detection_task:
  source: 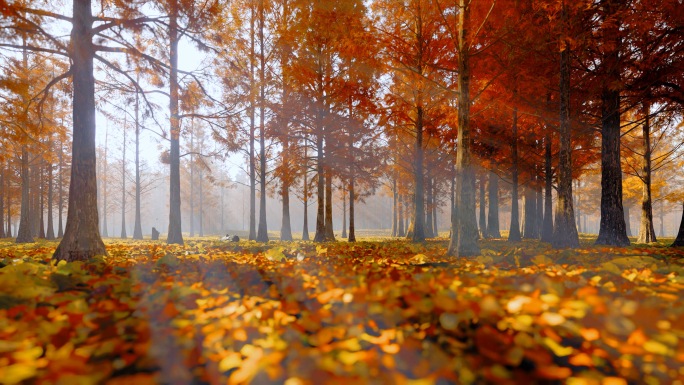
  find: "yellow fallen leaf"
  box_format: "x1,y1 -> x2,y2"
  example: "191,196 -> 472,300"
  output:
0,363 -> 37,385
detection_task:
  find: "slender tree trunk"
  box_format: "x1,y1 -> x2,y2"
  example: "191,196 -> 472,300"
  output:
624,205 -> 632,237
7,159 -> 11,237
133,88 -> 143,239
256,0 -> 269,243
46,159 -> 55,240
199,156 -> 204,237
121,119 -> 127,239
39,162 -> 45,239
448,0 -> 479,257
398,194 -> 405,237
541,131 -> 554,242
479,174 -> 487,238
535,173 -> 543,239
508,108 -> 522,242
391,177 -> 397,237
166,4 -> 184,245
324,169 -> 335,240
637,104 -> 656,243
190,127 -> 195,237
342,188 -> 347,238
30,162 -> 38,237
53,0 -> 107,261
248,5 -> 257,242
552,19 -> 580,249
349,176 -> 356,242
487,171 -> 501,238
412,106 -> 426,242
425,175 -> 434,238
302,148 -> 310,241
314,134 -> 326,242
660,201 -> 664,237
57,143 -> 63,238
16,147 -> 33,243
433,189 -> 438,237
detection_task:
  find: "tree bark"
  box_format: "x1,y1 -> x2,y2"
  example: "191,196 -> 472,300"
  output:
541,131 -> 554,242
508,108 -> 522,242
349,176 -> 356,242
411,106 -> 426,242
391,177 -> 397,237
199,152 -> 204,237
302,150 -> 310,241
190,126 -> 195,237
166,3 -> 184,245
39,162 -> 45,239
637,104 -> 656,243
57,143 -> 63,238
16,147 -> 33,243
324,169 -> 335,240
425,175 -> 434,238
487,171 -> 501,238
535,173 -> 543,239
341,187 -> 347,238
256,0 -> 269,243
133,88 -> 143,240
479,174 -> 487,238
398,194 -> 405,237
314,132 -> 326,242
53,0 -> 107,261
281,179 -> 293,241
552,21 -> 580,249
46,158 -> 55,240
248,5 -> 257,241
120,118 -> 127,239
595,0 -> 629,247
448,0 -> 479,257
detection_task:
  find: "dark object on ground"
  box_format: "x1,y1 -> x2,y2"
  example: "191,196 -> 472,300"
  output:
232,235 -> 240,242
151,227 -> 160,241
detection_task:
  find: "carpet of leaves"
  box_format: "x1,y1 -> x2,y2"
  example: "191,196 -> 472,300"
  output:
1,237 -> 684,385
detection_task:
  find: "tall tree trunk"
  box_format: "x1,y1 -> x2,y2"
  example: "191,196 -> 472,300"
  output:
398,194 -> 405,237
53,0 -> 107,261
412,106 -> 426,242
314,133 -> 326,242
349,176 -> 356,242
660,201 -> 664,237
46,159 -> 55,240
595,0 -> 628,246
248,4 -> 257,242
479,174 -> 487,238
166,4 -> 184,245
302,149 -> 310,241
624,205 -> 632,237
552,17 -> 580,249
16,147 -> 33,243
256,0 -> 269,243
448,0 -> 479,257
575,180 -> 582,232
433,188 -> 438,237
133,88 -> 143,240
341,188 -> 347,238
39,162 -> 45,239
120,118 -> 127,239
425,175 -> 434,238
281,180 -> 293,241
57,143 -> 63,238
637,104 -> 656,243
199,155 -> 204,237
536,173 -> 543,239
391,177 -> 397,237
324,169 -> 335,240
190,127 -> 195,237
487,171 -> 501,238
508,108 -> 522,242
541,131 -> 554,242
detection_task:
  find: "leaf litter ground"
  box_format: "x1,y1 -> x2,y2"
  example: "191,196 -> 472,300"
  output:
0,236 -> 683,385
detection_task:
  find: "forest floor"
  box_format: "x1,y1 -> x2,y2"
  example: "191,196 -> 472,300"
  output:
0,235 -> 683,385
